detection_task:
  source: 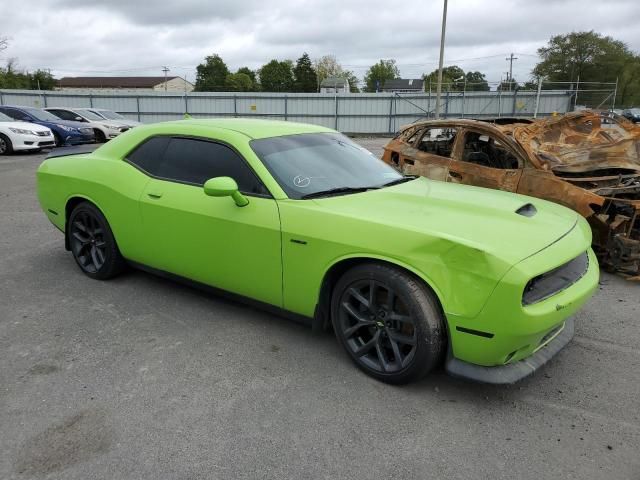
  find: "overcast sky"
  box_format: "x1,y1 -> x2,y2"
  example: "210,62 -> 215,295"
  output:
1,0 -> 638,86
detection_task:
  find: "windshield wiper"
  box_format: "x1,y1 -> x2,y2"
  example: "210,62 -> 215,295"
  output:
301,186 -> 372,199
379,175 -> 417,188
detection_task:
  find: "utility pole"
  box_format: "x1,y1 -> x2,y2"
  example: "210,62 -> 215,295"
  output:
162,66 -> 170,92
434,0 -> 448,119
505,53 -> 518,91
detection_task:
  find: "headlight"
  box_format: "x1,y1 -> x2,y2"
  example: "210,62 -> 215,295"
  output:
8,127 -> 37,135
103,124 -> 120,130
56,124 -> 76,132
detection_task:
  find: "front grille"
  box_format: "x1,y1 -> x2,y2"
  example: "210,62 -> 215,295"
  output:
522,252 -> 589,306
36,131 -> 51,137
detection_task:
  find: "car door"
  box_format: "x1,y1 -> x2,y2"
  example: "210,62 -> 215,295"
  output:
400,126 -> 457,181
447,128 -> 523,192
129,135 -> 283,307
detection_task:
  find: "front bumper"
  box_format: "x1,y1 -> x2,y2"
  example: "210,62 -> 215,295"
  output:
444,217 -> 598,380
12,132 -> 55,150
445,317 -> 574,384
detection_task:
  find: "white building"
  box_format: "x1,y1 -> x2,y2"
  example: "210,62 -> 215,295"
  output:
320,76 -> 350,94
57,76 -> 194,93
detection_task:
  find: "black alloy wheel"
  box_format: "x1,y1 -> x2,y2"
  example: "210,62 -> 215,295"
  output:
68,202 -> 126,279
332,263 -> 445,384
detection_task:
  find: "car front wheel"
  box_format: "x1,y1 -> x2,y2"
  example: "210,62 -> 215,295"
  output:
68,202 -> 126,280
331,263 -> 445,384
0,134 -> 13,155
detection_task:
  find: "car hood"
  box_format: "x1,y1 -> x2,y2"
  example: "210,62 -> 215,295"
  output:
0,120 -> 51,133
308,177 -> 579,266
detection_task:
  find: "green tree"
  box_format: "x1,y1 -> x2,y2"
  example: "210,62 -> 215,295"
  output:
258,59 -> 294,92
237,67 -> 258,90
0,59 -> 56,90
364,59 -> 399,92
225,72 -> 253,92
422,65 -> 465,92
293,53 -> 317,92
464,71 -> 490,91
194,54 -> 230,92
532,31 -> 639,106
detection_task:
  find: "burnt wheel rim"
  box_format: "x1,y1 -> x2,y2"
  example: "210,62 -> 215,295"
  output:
338,280 -> 417,374
70,211 -> 106,273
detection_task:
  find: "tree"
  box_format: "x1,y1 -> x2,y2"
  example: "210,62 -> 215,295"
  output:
0,59 -> 56,90
422,65 -> 465,92
464,71 -> 490,91
258,59 -> 294,92
236,67 -> 258,90
293,53 -> 317,92
314,55 -> 344,87
364,59 -> 400,92
225,72 -> 253,92
532,31 -> 640,105
194,54 -> 230,92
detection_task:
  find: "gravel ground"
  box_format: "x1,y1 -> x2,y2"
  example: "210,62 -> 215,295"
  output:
0,138 -> 639,480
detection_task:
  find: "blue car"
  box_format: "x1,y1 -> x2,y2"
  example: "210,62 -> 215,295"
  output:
0,106 -> 95,146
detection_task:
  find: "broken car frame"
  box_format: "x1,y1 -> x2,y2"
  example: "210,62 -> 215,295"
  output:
381,111 -> 640,277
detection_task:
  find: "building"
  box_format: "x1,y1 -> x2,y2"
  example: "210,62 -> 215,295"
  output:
57,76 -> 194,93
320,76 -> 350,94
380,78 -> 425,94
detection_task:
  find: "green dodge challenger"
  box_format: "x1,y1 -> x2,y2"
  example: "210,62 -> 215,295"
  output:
36,119 -> 599,384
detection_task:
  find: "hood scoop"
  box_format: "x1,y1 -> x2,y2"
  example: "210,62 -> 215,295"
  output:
516,203 -> 537,218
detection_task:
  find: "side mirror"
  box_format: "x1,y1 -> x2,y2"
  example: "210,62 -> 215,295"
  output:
75,116 -> 85,122
203,177 -> 249,207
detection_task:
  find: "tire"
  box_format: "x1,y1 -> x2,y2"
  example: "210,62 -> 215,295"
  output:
53,132 -> 63,147
67,202 -> 126,280
331,262 -> 445,384
94,129 -> 106,143
0,134 -> 13,155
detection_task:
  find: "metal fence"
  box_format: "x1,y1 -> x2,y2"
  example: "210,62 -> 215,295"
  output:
0,88 -> 581,134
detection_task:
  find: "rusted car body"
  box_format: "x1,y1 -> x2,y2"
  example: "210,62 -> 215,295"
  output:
381,111 -> 640,277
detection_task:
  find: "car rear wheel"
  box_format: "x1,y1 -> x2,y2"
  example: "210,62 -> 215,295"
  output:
0,134 -> 13,155
68,202 -> 126,280
331,263 -> 445,384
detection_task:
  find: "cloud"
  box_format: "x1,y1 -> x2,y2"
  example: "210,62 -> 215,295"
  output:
1,0 -> 638,84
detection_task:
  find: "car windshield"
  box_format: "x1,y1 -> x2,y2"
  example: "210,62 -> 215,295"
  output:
75,109 -> 103,120
629,108 -> 640,115
0,112 -> 14,122
95,109 -> 124,120
251,132 -> 403,199
24,108 -> 62,121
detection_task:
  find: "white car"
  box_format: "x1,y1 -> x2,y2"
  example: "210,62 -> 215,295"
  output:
44,107 -> 131,142
85,108 -> 141,128
0,112 -> 55,155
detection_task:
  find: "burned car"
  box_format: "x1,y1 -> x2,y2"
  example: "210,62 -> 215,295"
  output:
382,111 -> 640,277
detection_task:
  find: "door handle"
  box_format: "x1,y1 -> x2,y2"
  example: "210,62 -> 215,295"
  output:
147,191 -> 163,199
449,170 -> 462,179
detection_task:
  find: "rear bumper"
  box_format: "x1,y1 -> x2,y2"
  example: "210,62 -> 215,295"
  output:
445,317 -> 574,384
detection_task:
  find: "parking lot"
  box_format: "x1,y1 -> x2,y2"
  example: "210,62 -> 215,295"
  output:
1,138 -> 639,480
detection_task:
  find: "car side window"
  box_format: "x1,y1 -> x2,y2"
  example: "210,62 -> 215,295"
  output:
51,109 -> 75,121
1,108 -> 30,121
416,127 -> 457,157
126,136 -> 172,174
157,138 -> 267,195
460,131 -> 520,169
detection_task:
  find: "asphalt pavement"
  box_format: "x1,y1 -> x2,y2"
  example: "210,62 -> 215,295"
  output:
0,140 -> 638,480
